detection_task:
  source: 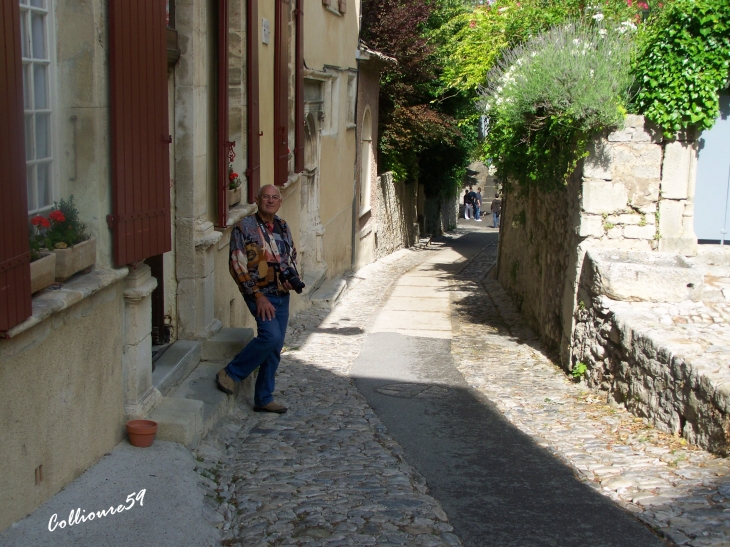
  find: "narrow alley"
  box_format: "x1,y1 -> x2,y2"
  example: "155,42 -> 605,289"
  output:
192,222 -> 730,547
6,222 -> 730,546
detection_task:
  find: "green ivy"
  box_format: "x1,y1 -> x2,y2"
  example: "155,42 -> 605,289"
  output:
633,0 -> 730,137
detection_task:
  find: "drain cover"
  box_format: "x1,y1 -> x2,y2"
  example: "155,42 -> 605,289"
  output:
376,383 -> 450,399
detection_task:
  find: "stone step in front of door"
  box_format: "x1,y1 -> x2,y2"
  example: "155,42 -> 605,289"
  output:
150,328 -> 255,448
151,339 -> 201,397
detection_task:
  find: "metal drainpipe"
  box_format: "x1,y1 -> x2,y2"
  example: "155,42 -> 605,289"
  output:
721,162 -> 730,245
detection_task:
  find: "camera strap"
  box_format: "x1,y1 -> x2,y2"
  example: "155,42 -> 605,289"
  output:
255,214 -> 283,264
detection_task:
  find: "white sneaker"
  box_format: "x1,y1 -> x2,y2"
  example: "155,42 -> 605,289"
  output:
475,219 -> 482,222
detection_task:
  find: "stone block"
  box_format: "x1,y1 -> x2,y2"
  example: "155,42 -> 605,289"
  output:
659,200 -> 685,239
606,225 -> 623,239
578,215 -> 604,238
149,396 -> 204,448
613,142 -> 663,185
607,115 -> 663,143
122,333 -> 153,406
584,249 -> 704,302
201,328 -> 255,361
609,214 -> 642,226
623,224 -> 657,240
582,179 -> 628,214
659,236 -> 698,257
584,139 -> 613,180
661,141 -> 693,199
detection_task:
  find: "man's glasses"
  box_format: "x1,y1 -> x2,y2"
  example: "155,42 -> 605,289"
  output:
260,195 -> 281,202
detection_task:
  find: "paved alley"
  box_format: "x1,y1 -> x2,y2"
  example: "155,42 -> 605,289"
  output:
195,222 -> 730,547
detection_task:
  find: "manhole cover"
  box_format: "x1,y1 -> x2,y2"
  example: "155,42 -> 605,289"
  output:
376,383 -> 450,399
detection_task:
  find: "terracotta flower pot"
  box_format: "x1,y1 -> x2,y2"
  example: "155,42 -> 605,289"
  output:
126,419 -> 158,448
54,237 -> 96,282
30,252 -> 56,294
227,186 -> 241,207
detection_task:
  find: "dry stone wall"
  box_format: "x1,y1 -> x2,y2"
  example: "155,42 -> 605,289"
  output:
374,172 -> 419,260
497,115 -> 699,362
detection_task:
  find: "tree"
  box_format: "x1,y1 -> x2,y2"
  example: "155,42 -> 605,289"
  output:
361,0 -> 476,201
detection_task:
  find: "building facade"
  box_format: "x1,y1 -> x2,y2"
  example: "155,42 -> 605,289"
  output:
0,0 -> 369,530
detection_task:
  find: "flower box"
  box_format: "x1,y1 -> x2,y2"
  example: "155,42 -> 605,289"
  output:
228,187 -> 242,207
54,237 -> 97,282
30,252 -> 56,294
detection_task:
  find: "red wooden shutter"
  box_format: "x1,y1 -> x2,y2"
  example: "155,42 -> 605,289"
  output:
294,0 -> 304,173
274,0 -> 290,186
216,0 -> 229,228
108,0 -> 171,266
0,0 -> 32,331
246,0 -> 260,203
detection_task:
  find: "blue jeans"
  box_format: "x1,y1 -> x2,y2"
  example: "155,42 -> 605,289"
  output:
474,206 -> 481,220
493,212 -> 500,228
225,293 -> 289,407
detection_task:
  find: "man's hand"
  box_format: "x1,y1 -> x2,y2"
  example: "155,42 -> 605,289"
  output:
282,280 -> 293,291
255,295 -> 276,321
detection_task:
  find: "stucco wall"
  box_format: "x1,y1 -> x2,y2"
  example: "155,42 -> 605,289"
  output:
0,285 -> 125,530
496,115 -> 699,364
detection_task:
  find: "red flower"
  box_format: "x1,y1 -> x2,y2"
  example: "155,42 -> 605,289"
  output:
469,20 -> 476,28
229,172 -> 239,181
638,1 -> 649,9
31,215 -> 50,228
49,210 -> 66,223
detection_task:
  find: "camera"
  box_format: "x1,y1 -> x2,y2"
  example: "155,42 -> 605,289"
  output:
278,266 -> 305,294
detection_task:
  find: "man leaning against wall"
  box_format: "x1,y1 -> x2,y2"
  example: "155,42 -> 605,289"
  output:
216,185 -> 304,413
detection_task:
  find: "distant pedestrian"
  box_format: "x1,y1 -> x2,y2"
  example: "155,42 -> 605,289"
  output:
469,186 -> 479,220
463,189 -> 473,219
474,187 -> 483,221
491,193 -> 502,228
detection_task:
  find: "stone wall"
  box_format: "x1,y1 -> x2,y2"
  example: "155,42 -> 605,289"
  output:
424,194 -> 459,237
573,293 -> 730,455
497,115 -> 699,363
374,172 -> 419,260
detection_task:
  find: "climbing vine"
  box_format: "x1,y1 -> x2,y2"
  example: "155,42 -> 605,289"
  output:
632,0 -> 730,137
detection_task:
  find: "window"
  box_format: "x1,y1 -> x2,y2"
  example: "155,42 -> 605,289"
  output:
322,0 -> 346,16
346,71 -> 356,128
20,0 -> 55,216
360,108 -> 373,216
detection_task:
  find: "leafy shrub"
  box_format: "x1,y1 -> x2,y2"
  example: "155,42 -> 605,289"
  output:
481,20 -> 635,191
632,0 -> 730,136
440,0 -> 649,95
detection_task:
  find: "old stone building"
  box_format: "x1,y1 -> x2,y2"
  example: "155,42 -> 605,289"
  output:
0,0 -> 416,531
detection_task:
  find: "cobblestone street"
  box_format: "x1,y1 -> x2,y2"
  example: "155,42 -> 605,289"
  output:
196,224 -> 730,547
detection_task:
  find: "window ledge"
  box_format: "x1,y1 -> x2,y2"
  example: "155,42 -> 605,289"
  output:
325,6 -> 342,16
227,202 -> 258,229
359,206 -> 372,219
1,267 -> 130,340
346,123 -> 357,130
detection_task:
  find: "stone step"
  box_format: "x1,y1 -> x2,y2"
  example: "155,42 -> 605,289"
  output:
301,266 -> 328,299
201,327 -> 254,361
151,329 -> 256,448
151,340 -> 201,397
173,361 -> 253,441
309,277 -> 347,309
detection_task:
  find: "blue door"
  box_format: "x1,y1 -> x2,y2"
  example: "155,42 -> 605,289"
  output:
694,95 -> 730,244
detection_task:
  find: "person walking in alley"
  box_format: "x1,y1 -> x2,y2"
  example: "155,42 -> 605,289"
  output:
463,188 -> 473,219
474,187 -> 483,221
491,193 -> 502,228
216,185 -> 303,413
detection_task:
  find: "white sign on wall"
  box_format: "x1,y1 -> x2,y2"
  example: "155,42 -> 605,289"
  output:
262,18 -> 270,45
